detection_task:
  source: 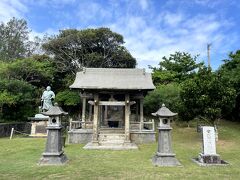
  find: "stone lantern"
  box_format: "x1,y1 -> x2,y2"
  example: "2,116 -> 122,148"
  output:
151,104 -> 181,166
39,103 -> 68,165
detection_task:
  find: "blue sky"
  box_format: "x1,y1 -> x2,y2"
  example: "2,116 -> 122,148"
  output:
0,0 -> 240,70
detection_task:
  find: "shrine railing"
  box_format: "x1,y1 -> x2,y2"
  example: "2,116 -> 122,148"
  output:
130,119 -> 155,132
69,119 -> 93,130
69,119 -> 155,132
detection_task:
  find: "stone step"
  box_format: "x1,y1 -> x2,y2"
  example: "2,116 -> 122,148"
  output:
100,140 -> 125,145
98,133 -> 126,146
99,134 -> 125,142
99,128 -> 125,134
99,137 -> 125,141
83,142 -> 138,150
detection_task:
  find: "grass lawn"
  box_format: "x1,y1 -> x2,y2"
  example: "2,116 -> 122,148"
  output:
0,120 -> 240,180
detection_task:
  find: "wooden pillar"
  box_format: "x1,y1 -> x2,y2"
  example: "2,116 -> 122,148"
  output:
81,95 -> 86,128
92,94 -> 99,144
104,105 -> 108,126
88,104 -> 92,121
125,94 -> 131,143
140,98 -> 144,131
136,100 -> 139,121
99,106 -> 103,127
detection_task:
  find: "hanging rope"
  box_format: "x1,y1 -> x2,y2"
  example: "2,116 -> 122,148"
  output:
9,128 -> 30,140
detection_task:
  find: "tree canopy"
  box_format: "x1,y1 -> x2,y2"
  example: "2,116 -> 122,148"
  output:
150,52 -> 203,85
146,51 -> 238,124
217,50 -> 240,120
0,57 -> 55,87
0,18 -> 31,61
180,67 -> 236,123
43,28 -> 136,74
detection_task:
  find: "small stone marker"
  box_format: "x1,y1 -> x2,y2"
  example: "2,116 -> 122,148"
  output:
193,126 -> 228,166
202,126 -> 216,155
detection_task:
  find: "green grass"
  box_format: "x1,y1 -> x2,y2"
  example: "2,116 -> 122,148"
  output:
0,120 -> 240,180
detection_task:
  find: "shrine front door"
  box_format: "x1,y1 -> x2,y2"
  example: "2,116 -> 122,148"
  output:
100,105 -> 124,128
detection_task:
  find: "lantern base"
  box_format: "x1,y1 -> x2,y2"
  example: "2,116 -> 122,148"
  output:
152,154 -> 181,166
39,153 -> 68,165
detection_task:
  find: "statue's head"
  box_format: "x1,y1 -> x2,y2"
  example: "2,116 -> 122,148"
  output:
46,86 -> 51,91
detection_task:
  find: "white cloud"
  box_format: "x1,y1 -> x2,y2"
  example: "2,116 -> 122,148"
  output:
194,0 -> 211,5
105,9 -> 235,70
29,28 -> 58,41
0,0 -> 27,22
24,0 -> 76,7
76,2 -> 111,24
160,11 -> 184,27
139,0 -> 149,10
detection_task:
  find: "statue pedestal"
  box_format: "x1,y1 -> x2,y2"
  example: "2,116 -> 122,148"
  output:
39,126 -> 68,165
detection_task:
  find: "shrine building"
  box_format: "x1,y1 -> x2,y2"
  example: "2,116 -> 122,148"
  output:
68,68 -> 156,150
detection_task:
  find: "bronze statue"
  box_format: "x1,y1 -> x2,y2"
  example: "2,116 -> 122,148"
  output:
41,86 -> 55,111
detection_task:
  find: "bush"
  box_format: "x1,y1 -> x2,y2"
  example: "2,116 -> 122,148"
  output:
0,79 -> 37,121
180,67 -> 236,124
144,83 -> 181,115
55,90 -> 81,116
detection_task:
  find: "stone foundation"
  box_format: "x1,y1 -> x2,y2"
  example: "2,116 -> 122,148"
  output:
39,153 -> 68,165
198,153 -> 221,164
130,131 -> 156,144
191,153 -> 229,166
68,129 -> 93,144
152,154 -> 181,166
68,129 -> 156,144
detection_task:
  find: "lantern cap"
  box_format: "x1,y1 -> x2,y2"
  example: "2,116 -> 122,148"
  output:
42,103 -> 68,116
151,104 -> 177,117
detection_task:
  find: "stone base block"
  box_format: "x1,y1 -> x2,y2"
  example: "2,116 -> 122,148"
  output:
68,129 -> 93,144
39,153 -> 68,165
83,142 -> 138,150
152,154 -> 181,166
198,153 -> 221,164
192,153 -> 229,166
130,131 -> 156,144
68,129 -> 156,144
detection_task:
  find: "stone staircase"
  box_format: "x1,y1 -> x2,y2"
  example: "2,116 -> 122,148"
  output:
83,129 -> 138,150
99,133 -> 125,146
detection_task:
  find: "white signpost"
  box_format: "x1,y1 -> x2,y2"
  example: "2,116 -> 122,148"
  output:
202,126 -> 216,155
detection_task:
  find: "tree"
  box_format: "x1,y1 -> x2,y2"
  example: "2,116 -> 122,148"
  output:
0,57 -> 55,88
150,52 -> 203,85
217,50 -> 240,120
0,17 -> 31,61
43,28 -> 136,74
0,55 -> 58,121
180,67 -> 236,124
0,79 -> 36,121
55,89 -> 81,115
144,83 -> 181,115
